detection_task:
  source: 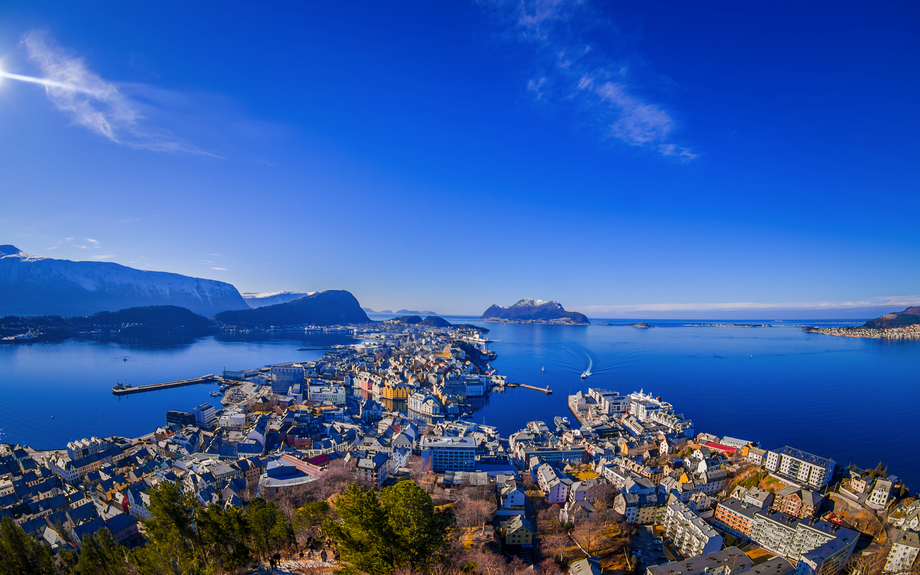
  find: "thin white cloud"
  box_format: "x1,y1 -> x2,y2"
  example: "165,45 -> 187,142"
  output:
581,296 -> 920,315
210,267 -> 227,271
88,254 -> 115,260
478,0 -> 696,159
16,31 -> 218,156
46,246 -> 58,250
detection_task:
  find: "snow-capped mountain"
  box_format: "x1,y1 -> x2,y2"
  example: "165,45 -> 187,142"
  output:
480,298 -> 589,324
242,291 -> 314,308
0,245 -> 249,317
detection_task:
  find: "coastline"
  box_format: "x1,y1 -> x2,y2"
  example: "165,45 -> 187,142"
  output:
805,325 -> 920,339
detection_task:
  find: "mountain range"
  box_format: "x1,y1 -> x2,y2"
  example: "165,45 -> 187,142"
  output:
243,291 -> 314,308
0,245 -> 247,317
215,290 -> 370,326
480,299 -> 589,324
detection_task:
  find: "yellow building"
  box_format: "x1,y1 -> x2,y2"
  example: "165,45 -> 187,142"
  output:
378,381 -> 409,399
500,515 -> 534,546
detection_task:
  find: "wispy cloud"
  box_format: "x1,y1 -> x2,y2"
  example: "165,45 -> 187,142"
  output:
8,31 -> 218,156
581,296 -> 920,315
478,0 -> 696,159
210,267 -> 227,271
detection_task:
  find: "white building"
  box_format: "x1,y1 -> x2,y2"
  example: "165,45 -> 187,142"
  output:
408,391 -> 442,416
884,532 -> 919,574
193,403 -> 217,428
867,478 -> 893,510
764,447 -> 835,489
663,500 -> 723,558
308,384 -> 345,406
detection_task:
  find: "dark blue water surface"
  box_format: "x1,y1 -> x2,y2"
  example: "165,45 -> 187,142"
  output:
0,333 -> 356,448
1,320 -> 917,490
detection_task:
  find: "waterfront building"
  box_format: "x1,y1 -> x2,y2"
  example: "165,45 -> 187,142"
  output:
408,392 -> 442,416
193,403 -> 216,429
66,437 -> 112,461
270,363 -> 305,395
867,478 -> 893,510
166,410 -> 197,426
420,436 -> 476,472
764,446 -> 836,489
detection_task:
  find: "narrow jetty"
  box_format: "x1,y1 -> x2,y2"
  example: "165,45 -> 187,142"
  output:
112,374 -> 219,395
505,382 -> 553,394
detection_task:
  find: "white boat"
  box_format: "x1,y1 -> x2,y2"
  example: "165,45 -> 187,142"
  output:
542,366 -> 545,373
580,370 -> 591,380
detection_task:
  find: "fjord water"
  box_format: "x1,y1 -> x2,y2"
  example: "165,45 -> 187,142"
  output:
467,319 -> 920,490
0,333 -> 356,448
1,321 -> 918,490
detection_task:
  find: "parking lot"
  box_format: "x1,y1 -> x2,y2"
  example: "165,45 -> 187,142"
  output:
631,525 -> 670,572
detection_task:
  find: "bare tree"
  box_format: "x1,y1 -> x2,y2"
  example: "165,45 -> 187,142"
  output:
537,504 -> 563,535
539,557 -> 565,575
587,482 -> 618,510
454,498 -> 497,529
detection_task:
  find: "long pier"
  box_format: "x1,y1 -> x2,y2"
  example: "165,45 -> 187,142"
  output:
112,374 -> 219,395
505,382 -> 552,394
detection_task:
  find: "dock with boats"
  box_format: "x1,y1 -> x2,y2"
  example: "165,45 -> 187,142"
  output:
112,374 -> 220,396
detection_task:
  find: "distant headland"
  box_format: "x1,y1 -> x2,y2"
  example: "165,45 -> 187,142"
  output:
805,307 -> 920,339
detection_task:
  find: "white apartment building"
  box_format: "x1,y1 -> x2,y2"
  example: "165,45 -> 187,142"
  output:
884,532 -> 919,574
663,500 -> 723,558
308,384 -> 345,406
764,447 -> 836,489
408,392 -> 442,416
193,403 -> 217,428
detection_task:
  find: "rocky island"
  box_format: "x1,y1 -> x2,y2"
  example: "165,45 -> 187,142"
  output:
480,299 -> 590,324
805,307 -> 920,339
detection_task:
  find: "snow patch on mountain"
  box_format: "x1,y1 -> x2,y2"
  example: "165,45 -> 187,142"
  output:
242,291 -> 315,308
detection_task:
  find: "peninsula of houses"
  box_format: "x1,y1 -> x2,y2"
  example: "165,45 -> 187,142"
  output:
0,319 -> 916,575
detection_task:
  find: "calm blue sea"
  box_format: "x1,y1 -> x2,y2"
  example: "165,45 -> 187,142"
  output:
1,319 -> 917,490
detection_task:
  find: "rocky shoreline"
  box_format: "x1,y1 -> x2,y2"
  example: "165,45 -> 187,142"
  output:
804,324 -> 920,339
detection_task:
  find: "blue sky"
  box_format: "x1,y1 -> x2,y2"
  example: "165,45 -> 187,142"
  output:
1,1 -> 918,317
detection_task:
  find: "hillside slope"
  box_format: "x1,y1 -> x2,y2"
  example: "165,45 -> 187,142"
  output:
215,290 -> 370,326
0,245 -> 248,317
